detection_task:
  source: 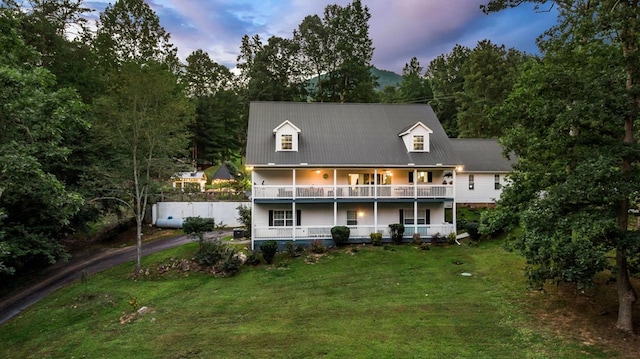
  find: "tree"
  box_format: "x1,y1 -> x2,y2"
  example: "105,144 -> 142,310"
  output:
93,0 -> 177,69
0,7 -> 86,277
396,56 -> 432,104
483,0 -> 640,334
184,49 -> 242,165
93,63 -> 193,271
426,44 -> 470,137
457,40 -> 526,138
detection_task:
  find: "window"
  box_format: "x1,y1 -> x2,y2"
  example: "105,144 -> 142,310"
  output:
281,134 -> 292,150
269,210 -> 301,227
347,211 -> 358,226
413,135 -> 424,151
468,174 -> 475,190
417,171 -> 432,184
494,174 -> 501,190
400,209 -> 429,225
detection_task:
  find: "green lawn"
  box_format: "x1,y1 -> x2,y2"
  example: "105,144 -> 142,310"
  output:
0,240 -> 618,358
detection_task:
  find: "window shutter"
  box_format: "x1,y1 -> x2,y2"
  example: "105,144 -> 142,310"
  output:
425,209 -> 431,225
399,209 -> 404,224
268,210 -> 273,226
427,172 -> 433,183
408,172 -> 413,183
296,210 -> 301,226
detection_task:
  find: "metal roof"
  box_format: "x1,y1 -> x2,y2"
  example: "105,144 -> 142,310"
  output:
450,138 -> 516,172
246,102 -> 462,167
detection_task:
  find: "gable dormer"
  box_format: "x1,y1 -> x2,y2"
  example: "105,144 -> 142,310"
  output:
273,120 -> 301,152
399,121 -> 433,153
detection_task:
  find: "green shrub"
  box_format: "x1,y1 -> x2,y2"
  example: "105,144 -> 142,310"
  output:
310,239 -> 327,254
183,216 -> 217,242
447,232 -> 458,245
466,222 -> 481,242
369,232 -> 383,246
388,223 -> 404,244
285,242 -> 304,257
260,241 -> 278,264
245,250 -> 260,266
412,233 -> 423,245
431,232 -> 443,245
218,247 -> 243,276
236,205 -> 252,237
331,226 -> 350,246
193,238 -> 226,266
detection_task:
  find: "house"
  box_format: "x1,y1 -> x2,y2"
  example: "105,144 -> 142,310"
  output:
246,101 -> 469,249
171,171 -> 207,192
452,139 -> 516,207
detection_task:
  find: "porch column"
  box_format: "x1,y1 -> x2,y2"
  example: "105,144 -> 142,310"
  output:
333,169 -> 337,225
292,169 -> 296,241
251,168 -> 255,250
374,201 -> 378,234
413,201 -> 418,238
452,168 -> 457,236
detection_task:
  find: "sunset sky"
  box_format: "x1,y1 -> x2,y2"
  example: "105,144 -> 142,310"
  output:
84,0 -> 558,73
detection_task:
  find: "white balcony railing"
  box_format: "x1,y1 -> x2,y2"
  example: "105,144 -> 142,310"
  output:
253,224 -> 455,241
253,184 -> 453,199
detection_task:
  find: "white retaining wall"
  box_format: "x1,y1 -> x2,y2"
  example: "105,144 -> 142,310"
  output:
152,202 -> 249,228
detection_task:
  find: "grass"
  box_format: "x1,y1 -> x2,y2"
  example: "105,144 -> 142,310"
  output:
0,239 -> 625,358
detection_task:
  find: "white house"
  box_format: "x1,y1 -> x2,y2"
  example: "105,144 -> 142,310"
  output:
452,139 -> 516,207
246,102 -> 507,248
171,171 -> 207,192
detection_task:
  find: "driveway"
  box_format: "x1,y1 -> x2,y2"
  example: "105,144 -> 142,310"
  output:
0,232 -> 235,325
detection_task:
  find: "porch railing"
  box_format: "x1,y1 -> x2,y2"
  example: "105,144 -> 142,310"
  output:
253,224 -> 455,240
253,184 -> 453,199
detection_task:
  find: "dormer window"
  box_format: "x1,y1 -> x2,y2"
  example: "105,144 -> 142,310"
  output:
273,120 -> 301,152
413,135 -> 424,151
399,121 -> 433,153
281,134 -> 293,150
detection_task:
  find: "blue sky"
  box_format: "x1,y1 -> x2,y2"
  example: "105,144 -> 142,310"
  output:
84,0 -> 558,74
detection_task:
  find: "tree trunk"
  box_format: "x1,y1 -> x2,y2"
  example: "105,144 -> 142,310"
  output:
616,248 -> 637,333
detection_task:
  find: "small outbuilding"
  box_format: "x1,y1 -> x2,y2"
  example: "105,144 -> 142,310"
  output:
172,171 -> 207,192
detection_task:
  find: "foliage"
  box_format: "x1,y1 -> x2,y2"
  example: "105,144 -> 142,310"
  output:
330,226 -> 350,246
0,7 -> 86,276
388,223 -> 405,244
245,250 -> 260,266
236,205 -> 251,237
483,0 -> 640,333
369,232 -> 382,246
285,242 -> 305,258
260,240 -> 278,264
310,239 -> 327,254
447,232 -> 458,245
182,217 -> 216,242
192,237 -> 242,276
412,233 -> 423,246
465,222 -> 481,242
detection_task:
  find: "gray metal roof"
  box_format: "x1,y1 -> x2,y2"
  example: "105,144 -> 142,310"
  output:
450,138 -> 516,172
246,102 -> 462,167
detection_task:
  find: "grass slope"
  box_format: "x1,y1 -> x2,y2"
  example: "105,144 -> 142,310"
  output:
0,240 -> 621,358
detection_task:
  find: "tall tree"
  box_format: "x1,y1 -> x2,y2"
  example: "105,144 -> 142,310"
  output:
396,56 -> 432,104
93,0 -> 177,69
457,40 -> 526,138
426,44 -> 470,137
92,0 -> 192,270
0,7 -> 86,277
483,0 -> 640,334
93,63 -> 193,271
185,49 -> 242,165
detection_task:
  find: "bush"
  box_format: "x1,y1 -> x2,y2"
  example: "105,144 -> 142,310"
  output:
193,238 -> 226,266
236,205 -> 251,237
412,233 -> 422,245
466,222 -> 481,242
218,247 -> 243,276
285,242 -> 304,257
245,250 -> 260,266
331,226 -> 350,246
447,232 -> 457,245
388,223 -> 405,244
260,241 -> 278,264
370,232 -> 383,246
310,239 -> 327,254
183,216 -> 217,241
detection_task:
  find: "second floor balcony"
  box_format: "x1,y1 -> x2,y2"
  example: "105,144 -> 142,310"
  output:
253,184 -> 454,201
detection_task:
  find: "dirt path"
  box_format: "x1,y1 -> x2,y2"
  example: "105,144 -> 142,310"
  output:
0,232 -> 236,325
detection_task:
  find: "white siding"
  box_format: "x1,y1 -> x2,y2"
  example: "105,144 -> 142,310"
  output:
455,173 -> 504,204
